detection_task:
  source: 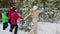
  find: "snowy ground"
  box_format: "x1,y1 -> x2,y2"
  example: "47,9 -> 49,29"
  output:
0,22 -> 60,34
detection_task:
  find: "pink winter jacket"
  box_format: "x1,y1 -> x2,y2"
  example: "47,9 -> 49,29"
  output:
11,12 -> 23,25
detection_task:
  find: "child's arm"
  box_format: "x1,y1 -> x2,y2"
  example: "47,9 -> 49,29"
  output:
18,15 -> 23,19
15,13 -> 24,20
24,11 -> 31,20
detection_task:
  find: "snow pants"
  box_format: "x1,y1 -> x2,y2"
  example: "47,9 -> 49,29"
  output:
3,22 -> 8,30
10,24 -> 18,34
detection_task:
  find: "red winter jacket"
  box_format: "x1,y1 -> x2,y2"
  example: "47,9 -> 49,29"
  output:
6,10 -> 11,19
11,12 -> 23,25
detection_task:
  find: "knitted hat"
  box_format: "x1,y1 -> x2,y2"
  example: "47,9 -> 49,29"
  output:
2,8 -> 6,12
10,6 -> 17,11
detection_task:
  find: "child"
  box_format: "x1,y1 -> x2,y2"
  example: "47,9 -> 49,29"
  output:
24,2 -> 44,34
2,8 -> 8,30
10,6 -> 24,34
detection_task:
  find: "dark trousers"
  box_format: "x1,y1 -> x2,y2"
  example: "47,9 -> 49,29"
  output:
8,19 -> 11,25
3,22 -> 8,30
10,24 -> 18,34
8,19 -> 12,28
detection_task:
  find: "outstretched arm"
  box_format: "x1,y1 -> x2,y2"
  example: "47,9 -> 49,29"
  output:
15,13 -> 24,20
24,11 -> 31,20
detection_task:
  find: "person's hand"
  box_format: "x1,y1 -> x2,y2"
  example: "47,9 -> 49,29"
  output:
24,17 -> 26,20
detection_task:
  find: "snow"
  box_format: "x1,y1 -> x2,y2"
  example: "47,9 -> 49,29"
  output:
0,23 -> 27,34
0,22 -> 60,34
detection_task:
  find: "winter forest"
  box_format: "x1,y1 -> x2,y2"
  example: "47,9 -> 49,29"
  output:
0,0 -> 60,23
0,0 -> 60,34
